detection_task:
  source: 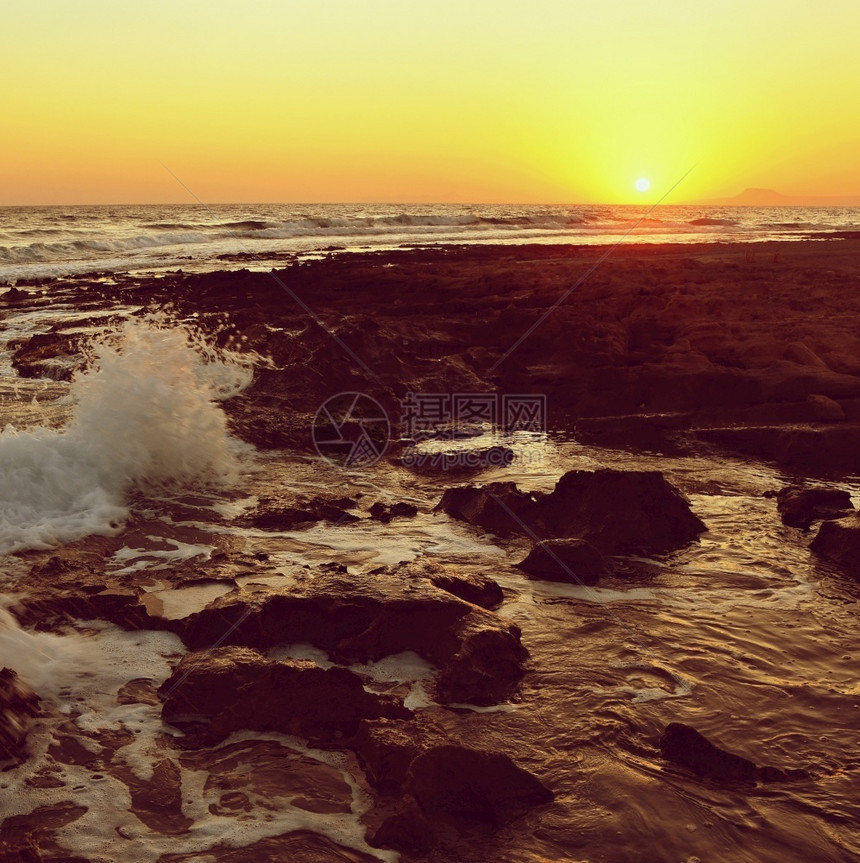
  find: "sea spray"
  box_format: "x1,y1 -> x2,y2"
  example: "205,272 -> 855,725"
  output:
0,318 -> 253,555
0,606 -> 99,705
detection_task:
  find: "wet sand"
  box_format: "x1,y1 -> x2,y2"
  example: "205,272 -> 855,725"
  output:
2,238 -> 860,862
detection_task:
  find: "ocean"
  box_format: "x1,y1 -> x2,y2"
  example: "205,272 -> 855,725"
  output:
1,202 -> 858,283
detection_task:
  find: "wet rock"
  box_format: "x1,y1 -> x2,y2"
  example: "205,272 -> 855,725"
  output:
438,469 -> 704,555
0,286 -> 29,304
776,485 -> 854,530
407,745 -> 553,824
574,413 -> 689,455
435,612 -> 528,705
660,722 -> 758,783
179,738 -> 354,816
807,393 -> 845,421
811,512 -> 860,578
159,646 -> 410,745
0,668 -> 41,766
517,538 -> 605,584
532,469 -> 706,554
366,797 -> 435,854
369,501 -> 418,523
697,424 -> 860,475
435,481 -> 538,537
350,717 -> 450,794
248,496 -> 359,530
0,802 -> 88,863
355,721 -> 553,852
158,831 -> 381,862
659,723 -> 804,784
182,566 -> 527,705
423,567 -> 504,609
118,758 -> 192,834
9,331 -> 83,381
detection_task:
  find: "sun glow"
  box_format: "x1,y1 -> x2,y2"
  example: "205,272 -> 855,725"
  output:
2,1 -> 860,204
635,178 -> 651,193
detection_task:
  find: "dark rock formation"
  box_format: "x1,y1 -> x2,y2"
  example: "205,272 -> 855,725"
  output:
660,723 -> 804,784
9,331 -> 83,381
807,393 -> 846,421
369,501 -> 419,523
353,719 -> 553,853
776,485 -> 854,530
407,745 -> 553,823
182,565 -> 527,705
811,512 -> 860,578
248,496 -> 359,530
158,646 -> 410,745
0,668 -> 41,765
532,469 -> 706,554
517,538 -> 605,584
435,481 -> 537,537
697,424 -> 860,475
422,567 -> 504,609
438,469 -> 705,555
0,286 -> 29,304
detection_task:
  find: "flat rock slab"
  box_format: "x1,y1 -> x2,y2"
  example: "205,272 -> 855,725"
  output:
159,646 -> 409,745
181,564 -> 528,706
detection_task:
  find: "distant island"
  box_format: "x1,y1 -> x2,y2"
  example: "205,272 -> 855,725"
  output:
693,187 -> 860,206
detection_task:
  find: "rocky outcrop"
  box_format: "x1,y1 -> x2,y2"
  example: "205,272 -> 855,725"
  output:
421,566 -> 504,609
776,485 -> 854,530
182,565 -> 527,705
352,718 -> 553,853
0,668 -> 41,766
807,393 -> 846,422
697,424 -> 860,475
9,330 -> 84,381
159,646 -> 410,745
247,496 -> 359,530
660,723 -> 805,784
811,513 -> 860,578
517,538 -> 605,584
407,745 -> 553,823
435,481 -> 538,537
532,469 -> 706,554
437,469 -> 705,555
369,501 -> 418,523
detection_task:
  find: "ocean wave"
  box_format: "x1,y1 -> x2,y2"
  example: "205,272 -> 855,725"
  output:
688,217 -> 738,226
0,230 -> 212,263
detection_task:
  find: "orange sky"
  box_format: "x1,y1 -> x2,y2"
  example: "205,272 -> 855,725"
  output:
3,1 -> 859,204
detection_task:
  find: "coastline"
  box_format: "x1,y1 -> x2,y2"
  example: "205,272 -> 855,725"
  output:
2,237 -> 860,862
7,236 -> 860,473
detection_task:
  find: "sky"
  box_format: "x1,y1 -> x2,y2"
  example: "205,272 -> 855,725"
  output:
3,0 -> 859,205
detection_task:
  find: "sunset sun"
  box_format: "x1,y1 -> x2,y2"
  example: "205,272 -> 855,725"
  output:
635,177 -> 651,193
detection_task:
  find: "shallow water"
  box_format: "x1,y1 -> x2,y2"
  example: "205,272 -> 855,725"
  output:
1,302 -> 859,862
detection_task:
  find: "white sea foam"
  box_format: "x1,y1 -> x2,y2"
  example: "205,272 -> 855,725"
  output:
0,318 -> 253,555
0,606 -> 102,703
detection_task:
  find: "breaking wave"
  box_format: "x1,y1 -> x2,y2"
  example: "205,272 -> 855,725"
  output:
0,319 -> 253,555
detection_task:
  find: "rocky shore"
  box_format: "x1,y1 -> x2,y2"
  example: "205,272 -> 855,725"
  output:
2,239 -> 860,862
